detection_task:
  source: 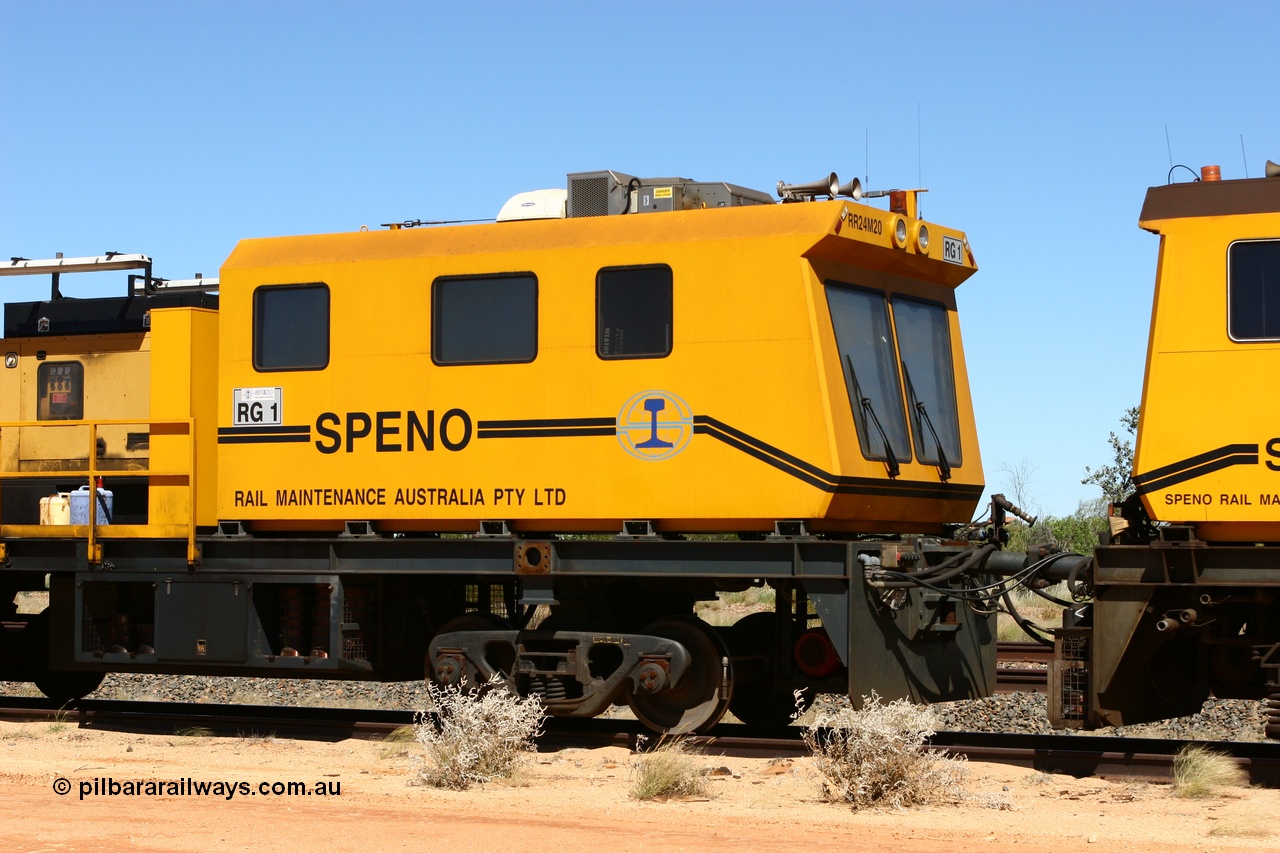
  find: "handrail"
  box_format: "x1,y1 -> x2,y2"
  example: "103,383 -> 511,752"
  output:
0,418 -> 194,428
0,417 -> 197,565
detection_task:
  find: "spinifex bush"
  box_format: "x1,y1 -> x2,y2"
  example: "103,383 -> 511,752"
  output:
1172,744 -> 1247,799
802,692 -> 967,809
413,679 -> 544,790
630,736 -> 708,801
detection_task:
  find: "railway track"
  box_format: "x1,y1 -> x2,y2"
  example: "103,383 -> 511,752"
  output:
3,695 -> 1278,784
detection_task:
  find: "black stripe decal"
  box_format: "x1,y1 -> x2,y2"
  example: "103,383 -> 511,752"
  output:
694,416 -> 979,499
217,434 -> 312,445
477,417 -> 615,430
694,422 -> 836,491
695,415 -> 836,484
478,427 -> 616,439
693,421 -> 980,501
1131,443 -> 1259,486
1133,453 -> 1260,495
218,424 -> 311,436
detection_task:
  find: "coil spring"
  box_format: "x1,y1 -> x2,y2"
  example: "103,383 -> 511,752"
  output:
524,674 -> 568,701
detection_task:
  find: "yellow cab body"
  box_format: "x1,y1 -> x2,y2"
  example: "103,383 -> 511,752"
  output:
1135,177 -> 1280,540
216,195 -> 982,534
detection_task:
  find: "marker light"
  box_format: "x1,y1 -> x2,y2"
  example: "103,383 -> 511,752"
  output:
892,217 -> 908,249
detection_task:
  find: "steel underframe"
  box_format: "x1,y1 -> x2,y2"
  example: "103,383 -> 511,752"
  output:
2,534 -> 997,709
0,534 -> 854,578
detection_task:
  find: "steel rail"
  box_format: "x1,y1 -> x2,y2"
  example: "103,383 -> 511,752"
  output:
2,696 -> 1277,783
997,641 -> 1055,664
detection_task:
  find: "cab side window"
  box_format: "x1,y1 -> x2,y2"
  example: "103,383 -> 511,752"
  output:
1228,240 -> 1280,340
597,265 -> 673,359
433,274 -> 538,365
254,284 -> 330,371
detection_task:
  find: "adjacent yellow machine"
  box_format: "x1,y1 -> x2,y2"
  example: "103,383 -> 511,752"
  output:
1132,170 -> 1280,542
1057,163 -> 1280,739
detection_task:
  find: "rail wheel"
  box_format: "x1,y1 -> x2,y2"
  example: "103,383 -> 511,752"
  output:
34,670 -> 105,705
626,615 -> 732,735
24,612 -> 104,704
425,613 -> 512,692
725,612 -> 810,727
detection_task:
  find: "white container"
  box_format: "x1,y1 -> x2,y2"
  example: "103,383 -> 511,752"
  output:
39,493 -> 71,525
70,486 -> 113,525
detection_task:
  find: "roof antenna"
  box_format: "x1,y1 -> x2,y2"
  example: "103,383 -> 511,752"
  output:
1241,134 -> 1249,178
1164,123 -> 1174,170
865,128 -> 869,186
917,103 -> 923,218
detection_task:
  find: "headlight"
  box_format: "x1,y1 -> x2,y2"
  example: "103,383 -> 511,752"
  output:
915,223 -> 929,253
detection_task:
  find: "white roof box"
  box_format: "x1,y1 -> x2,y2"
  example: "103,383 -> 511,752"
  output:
497,188 -> 568,222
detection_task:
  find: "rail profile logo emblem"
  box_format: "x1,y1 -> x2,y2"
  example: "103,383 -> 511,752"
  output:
616,391 -> 693,461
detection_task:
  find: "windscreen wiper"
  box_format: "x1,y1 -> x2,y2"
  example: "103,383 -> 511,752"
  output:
902,364 -> 951,482
915,401 -> 951,482
860,397 -> 901,479
848,357 -> 900,478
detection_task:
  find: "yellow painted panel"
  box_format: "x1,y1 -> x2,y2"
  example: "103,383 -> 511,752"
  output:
149,308 -> 218,527
217,201 -> 981,532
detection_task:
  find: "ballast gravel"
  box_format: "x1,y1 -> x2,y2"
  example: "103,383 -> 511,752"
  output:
0,674 -> 1270,742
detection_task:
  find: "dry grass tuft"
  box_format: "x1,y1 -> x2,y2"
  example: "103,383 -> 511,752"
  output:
45,703 -> 74,735
174,726 -> 214,737
235,729 -> 277,744
629,737 -> 708,801
384,724 -> 417,743
802,691 -> 967,810
1172,745 -> 1247,798
413,679 -> 544,790
377,724 -> 417,759
1208,807 -> 1275,838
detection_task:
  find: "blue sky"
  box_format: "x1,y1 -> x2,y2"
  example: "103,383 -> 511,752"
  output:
2,1 -> 1275,517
